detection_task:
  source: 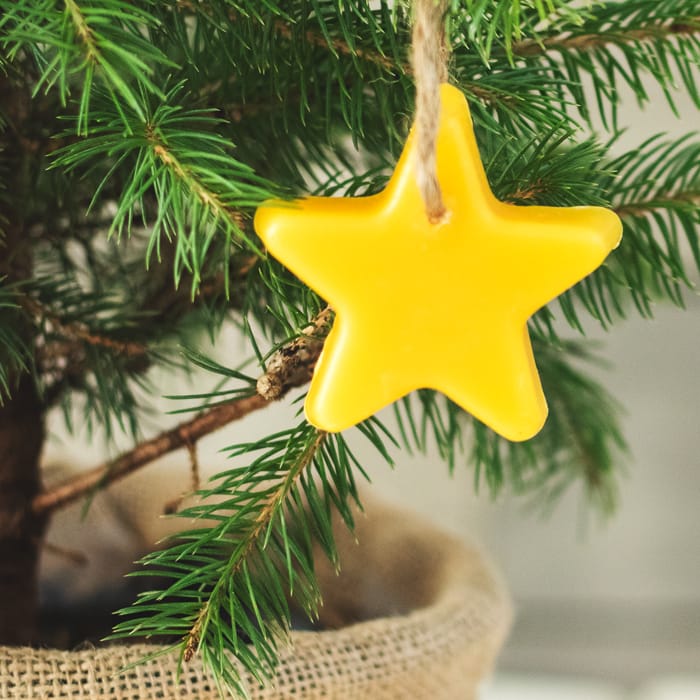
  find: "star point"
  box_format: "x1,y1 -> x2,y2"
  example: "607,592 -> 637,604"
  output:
254,84 -> 622,441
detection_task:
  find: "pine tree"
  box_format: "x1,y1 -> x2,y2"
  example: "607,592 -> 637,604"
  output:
0,0 -> 698,694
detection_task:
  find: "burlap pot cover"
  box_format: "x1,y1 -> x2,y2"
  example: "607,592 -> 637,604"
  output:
0,498 -> 512,699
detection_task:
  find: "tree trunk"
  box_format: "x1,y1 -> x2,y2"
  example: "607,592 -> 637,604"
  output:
0,375 -> 46,644
0,74 -> 46,645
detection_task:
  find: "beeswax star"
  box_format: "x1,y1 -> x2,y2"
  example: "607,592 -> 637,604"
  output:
254,84 -> 622,441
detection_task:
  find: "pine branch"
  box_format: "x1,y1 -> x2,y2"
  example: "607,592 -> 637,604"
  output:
30,300 -> 163,412
0,0 -> 170,131
33,393 -> 268,516
616,190 -> 700,218
176,0 -> 697,155
17,272 -> 162,431
21,294 -> 148,358
448,0 -> 588,61
271,16 -> 397,73
532,338 -> 626,513
52,86 -> 277,294
510,1 -> 700,127
110,422 -> 331,695
110,417 -> 389,694
163,441 -> 201,515
178,0 -> 529,147
144,122 -> 247,232
32,306 -> 330,515
64,0 -> 99,63
605,134 -> 700,315
173,0 -> 406,77
28,243 -> 256,409
182,429 -> 327,664
480,127 -> 700,329
256,306 -> 331,400
514,16 -> 700,56
0,286 -> 33,402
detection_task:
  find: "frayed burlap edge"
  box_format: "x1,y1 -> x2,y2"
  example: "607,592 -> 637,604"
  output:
0,498 -> 512,699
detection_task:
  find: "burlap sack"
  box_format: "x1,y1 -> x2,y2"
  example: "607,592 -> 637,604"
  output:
0,498 -> 511,699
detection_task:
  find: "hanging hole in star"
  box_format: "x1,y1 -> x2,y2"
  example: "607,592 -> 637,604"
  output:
427,206 -> 451,227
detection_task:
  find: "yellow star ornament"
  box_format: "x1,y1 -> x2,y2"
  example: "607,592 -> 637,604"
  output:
254,84 -> 622,441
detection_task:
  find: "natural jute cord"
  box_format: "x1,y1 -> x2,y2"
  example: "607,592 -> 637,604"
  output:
412,0 -> 450,223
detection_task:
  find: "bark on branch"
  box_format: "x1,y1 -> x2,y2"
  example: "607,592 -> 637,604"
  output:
32,394 -> 268,516
33,309 -> 331,516
514,18 -> 700,56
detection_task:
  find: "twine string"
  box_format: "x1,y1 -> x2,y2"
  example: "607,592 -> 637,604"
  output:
411,0 -> 450,224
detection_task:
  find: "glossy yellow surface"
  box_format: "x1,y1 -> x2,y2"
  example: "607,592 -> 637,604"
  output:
254,84 -> 622,441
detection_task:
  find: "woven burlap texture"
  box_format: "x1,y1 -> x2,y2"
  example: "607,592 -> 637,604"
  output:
0,498 -> 512,699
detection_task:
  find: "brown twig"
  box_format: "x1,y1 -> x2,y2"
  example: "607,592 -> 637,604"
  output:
177,0 -> 402,76
163,440 -> 202,515
32,394 -> 268,516
272,18 -> 398,74
40,540 -> 89,567
615,191 -> 700,218
256,307 -> 332,400
33,309 -> 332,517
502,179 -> 551,204
514,18 -> 700,56
23,251 -> 257,407
65,0 -> 98,62
146,129 -> 247,231
20,296 -> 147,358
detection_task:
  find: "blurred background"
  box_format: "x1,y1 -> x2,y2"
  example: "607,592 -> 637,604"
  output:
39,78 -> 698,698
